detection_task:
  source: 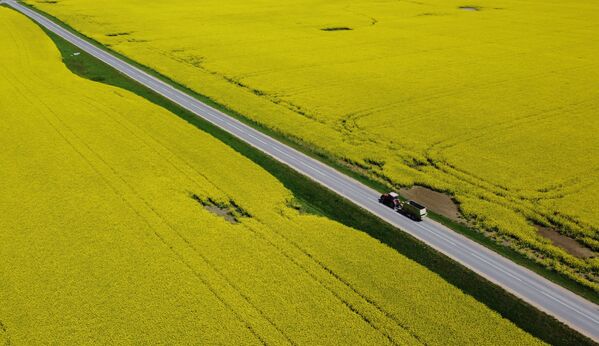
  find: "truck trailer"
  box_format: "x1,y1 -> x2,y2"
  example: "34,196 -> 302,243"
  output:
398,200 -> 427,221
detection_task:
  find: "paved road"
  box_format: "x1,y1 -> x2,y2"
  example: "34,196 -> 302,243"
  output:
6,0 -> 599,341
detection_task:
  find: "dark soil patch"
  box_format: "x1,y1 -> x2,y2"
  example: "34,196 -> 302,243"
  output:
320,27 -> 352,31
537,226 -> 596,259
191,194 -> 250,224
105,32 -> 131,37
400,186 -> 465,223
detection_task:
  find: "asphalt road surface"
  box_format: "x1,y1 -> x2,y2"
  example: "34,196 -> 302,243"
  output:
5,0 -> 599,341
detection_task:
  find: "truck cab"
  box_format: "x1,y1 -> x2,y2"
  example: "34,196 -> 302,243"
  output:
379,192 -> 400,209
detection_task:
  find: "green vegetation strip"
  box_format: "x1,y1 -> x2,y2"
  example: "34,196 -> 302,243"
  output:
33,22 -> 598,346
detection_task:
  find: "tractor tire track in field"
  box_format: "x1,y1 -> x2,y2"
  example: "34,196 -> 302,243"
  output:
168,55 -> 326,124
78,95 -> 404,344
34,117 -> 274,345
57,87 -> 331,345
257,215 -> 427,343
242,220 -> 424,346
48,90 -> 296,344
68,89 -> 420,344
14,55 -> 293,344
6,79 -> 285,345
103,102 -> 422,344
45,124 -> 286,345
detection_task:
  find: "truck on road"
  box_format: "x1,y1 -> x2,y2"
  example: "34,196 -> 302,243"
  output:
379,192 -> 428,221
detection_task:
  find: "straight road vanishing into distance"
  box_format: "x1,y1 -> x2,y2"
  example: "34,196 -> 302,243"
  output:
4,0 -> 598,341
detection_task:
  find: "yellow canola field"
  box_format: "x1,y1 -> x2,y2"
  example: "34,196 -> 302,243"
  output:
23,0 -> 599,289
0,8 -> 543,345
